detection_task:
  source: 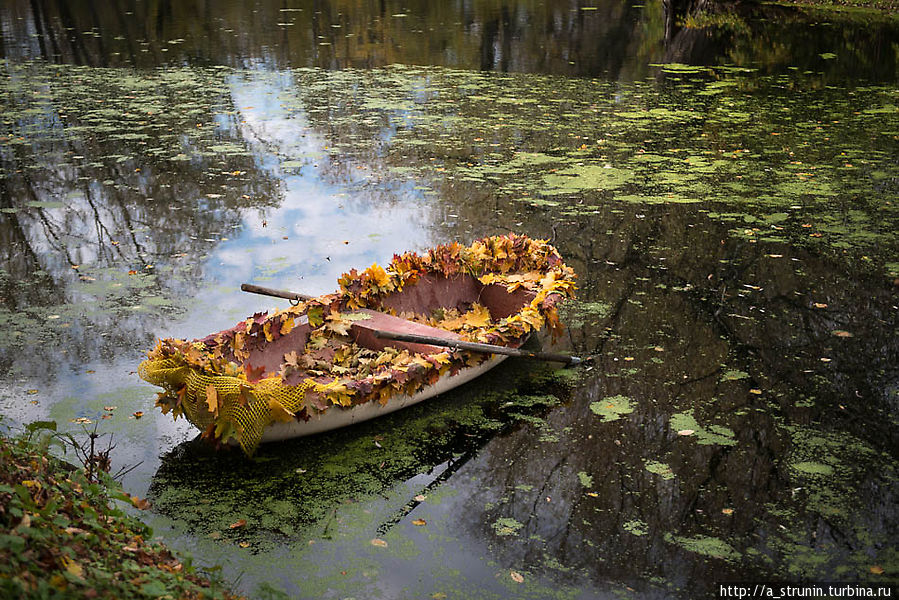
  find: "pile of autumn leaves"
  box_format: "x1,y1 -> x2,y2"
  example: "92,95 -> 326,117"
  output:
0,432 -> 242,599
148,234 -> 576,440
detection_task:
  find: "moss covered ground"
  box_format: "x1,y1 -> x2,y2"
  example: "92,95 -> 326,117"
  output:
0,426 -> 243,600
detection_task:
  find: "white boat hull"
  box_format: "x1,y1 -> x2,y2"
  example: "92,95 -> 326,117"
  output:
259,354 -> 509,442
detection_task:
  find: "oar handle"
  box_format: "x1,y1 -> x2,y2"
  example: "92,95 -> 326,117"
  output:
372,329 -> 582,365
240,283 -> 313,302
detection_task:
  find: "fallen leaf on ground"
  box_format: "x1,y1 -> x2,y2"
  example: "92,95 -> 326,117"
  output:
371,538 -> 388,547
61,556 -> 83,579
229,519 -> 247,529
412,519 -> 427,526
510,571 -> 524,583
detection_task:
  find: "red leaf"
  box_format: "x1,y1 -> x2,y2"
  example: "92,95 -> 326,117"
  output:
244,363 -> 265,383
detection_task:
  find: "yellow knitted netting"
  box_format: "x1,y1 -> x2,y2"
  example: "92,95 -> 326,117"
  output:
138,358 -> 313,455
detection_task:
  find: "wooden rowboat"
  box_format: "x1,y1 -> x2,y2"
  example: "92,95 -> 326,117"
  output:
139,234 -> 577,455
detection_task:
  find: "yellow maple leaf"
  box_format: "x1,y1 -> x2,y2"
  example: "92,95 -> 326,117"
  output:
468,242 -> 492,262
280,316 -> 295,336
232,331 -> 246,352
461,304 -> 491,328
317,378 -> 354,406
366,263 -> 391,287
411,356 -> 432,370
431,352 -> 451,365
519,306 -> 545,332
205,385 -> 219,416
325,313 -> 353,336
268,398 -> 295,422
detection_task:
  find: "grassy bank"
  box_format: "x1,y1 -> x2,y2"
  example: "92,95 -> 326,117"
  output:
772,0 -> 899,12
0,426 -> 244,600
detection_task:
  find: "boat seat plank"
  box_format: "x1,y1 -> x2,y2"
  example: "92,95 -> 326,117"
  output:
351,309 -> 461,354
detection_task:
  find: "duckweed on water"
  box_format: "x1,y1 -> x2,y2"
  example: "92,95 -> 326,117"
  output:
644,460 -> 676,480
664,533 -> 741,562
590,395 -> 636,422
623,520 -> 649,536
492,517 -> 525,537
1,45 -> 897,598
670,411 -> 737,446
577,471 -> 594,488
4,60 -> 897,276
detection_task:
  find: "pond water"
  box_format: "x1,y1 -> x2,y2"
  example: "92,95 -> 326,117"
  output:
1,1 -> 898,598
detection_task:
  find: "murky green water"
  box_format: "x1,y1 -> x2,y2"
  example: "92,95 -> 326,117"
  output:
1,1 -> 897,598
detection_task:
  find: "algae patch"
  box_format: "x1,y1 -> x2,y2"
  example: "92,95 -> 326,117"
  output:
577,471 -> 594,488
623,520 -> 648,536
670,411 -> 737,446
590,395 -> 635,422
664,533 -> 741,561
492,517 -> 525,537
790,462 -> 834,477
644,460 -> 675,480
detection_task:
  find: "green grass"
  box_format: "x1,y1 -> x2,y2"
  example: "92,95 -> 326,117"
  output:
0,425 -> 244,600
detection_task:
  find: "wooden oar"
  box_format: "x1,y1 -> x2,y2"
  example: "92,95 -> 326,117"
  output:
372,329 -> 582,365
240,283 -> 313,303
241,282 -> 584,365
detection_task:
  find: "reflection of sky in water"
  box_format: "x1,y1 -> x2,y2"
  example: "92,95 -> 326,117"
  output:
174,71 -> 433,338
0,69 -> 435,495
